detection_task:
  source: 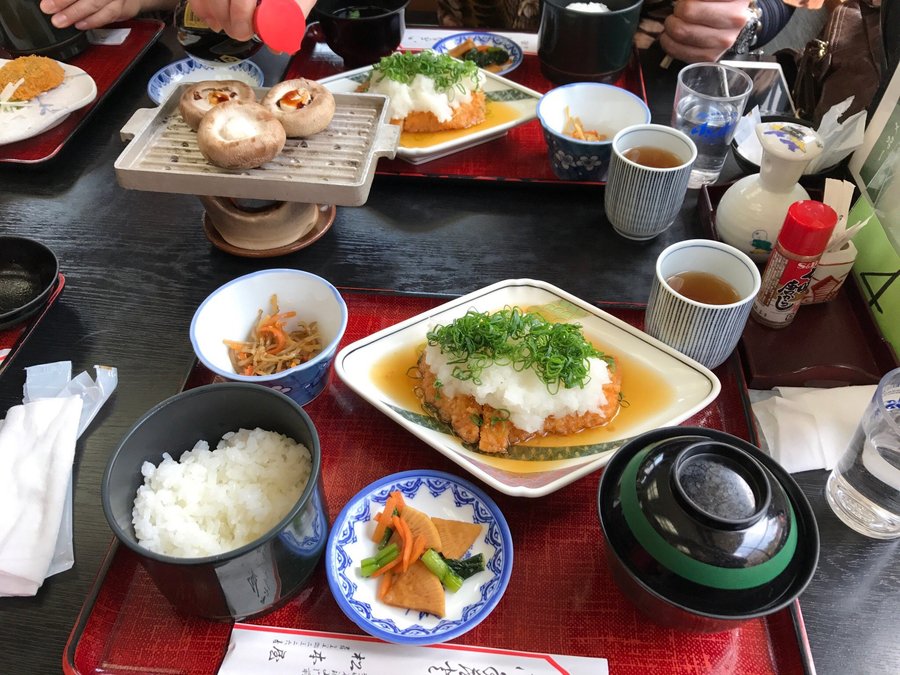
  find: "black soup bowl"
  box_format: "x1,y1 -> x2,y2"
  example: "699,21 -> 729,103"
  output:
0,236 -> 59,330
598,427 -> 819,633
311,0 -> 409,68
102,383 -> 329,621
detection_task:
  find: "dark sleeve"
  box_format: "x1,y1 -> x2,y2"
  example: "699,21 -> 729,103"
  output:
756,0 -> 795,46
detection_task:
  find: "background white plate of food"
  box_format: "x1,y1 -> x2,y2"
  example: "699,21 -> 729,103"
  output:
432,32 -> 524,77
146,57 -> 264,105
318,64 -> 540,165
326,469 -> 512,645
334,279 -> 721,497
0,58 -> 97,146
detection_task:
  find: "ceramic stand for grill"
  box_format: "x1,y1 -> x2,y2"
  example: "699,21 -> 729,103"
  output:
199,196 -> 337,257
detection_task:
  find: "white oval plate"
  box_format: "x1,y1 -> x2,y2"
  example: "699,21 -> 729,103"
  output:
326,470 -> 513,645
0,58 -> 97,146
318,63 -> 540,165
334,279 -> 722,497
147,57 -> 264,105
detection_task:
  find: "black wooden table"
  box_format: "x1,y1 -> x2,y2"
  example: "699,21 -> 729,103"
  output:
0,27 -> 897,675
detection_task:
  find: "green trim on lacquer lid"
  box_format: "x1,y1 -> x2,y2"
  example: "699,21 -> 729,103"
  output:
619,446 -> 797,591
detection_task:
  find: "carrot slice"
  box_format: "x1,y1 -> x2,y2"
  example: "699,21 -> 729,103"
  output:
372,490 -> 405,543
259,325 -> 286,354
371,510 -> 388,544
370,556 -> 400,578
377,571 -> 394,600
394,515 -> 414,572
409,534 -> 427,567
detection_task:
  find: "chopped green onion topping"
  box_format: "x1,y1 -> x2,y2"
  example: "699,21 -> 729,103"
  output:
426,307 -> 610,392
370,51 -> 480,94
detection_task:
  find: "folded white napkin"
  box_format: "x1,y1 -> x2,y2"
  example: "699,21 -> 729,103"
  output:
751,385 -> 876,474
0,396 -> 82,596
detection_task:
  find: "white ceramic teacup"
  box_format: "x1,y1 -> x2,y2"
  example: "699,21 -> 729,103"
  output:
604,124 -> 697,240
645,239 -> 761,370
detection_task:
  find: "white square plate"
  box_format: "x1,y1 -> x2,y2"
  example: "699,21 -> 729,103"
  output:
318,64 -> 540,165
335,279 -> 722,497
0,58 -> 97,146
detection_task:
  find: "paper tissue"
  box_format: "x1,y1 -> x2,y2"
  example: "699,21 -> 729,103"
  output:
0,362 -> 116,597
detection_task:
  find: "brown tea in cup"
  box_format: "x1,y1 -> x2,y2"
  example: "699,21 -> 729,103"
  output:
622,146 -> 683,169
666,271 -> 741,305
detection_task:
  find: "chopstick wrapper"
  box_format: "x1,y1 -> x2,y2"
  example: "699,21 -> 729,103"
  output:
0,362 -> 117,597
752,385 -> 876,473
0,397 -> 82,596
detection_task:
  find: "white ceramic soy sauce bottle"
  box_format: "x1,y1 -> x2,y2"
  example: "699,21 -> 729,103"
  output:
716,122 -> 824,264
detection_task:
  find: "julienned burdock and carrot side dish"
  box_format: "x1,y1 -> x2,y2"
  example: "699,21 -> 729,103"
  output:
359,490 -> 486,618
224,294 -> 323,376
413,307 -> 622,454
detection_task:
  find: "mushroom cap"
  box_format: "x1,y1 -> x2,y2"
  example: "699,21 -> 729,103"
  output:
261,78 -> 336,138
179,80 -> 257,131
196,100 -> 287,170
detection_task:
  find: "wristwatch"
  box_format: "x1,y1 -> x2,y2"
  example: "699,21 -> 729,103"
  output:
730,0 -> 763,55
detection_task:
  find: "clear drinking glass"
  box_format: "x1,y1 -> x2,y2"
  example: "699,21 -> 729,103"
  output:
825,367 -> 900,539
671,63 -> 753,188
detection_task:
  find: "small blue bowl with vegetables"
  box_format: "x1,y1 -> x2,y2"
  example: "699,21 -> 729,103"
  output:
325,469 -> 513,645
432,32 -> 523,76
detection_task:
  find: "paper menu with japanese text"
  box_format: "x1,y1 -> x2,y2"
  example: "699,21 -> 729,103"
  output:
219,625 -> 608,675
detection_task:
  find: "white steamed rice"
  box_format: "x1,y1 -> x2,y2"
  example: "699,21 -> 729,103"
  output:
423,343 -> 612,434
568,2 -> 611,12
132,428 -> 312,558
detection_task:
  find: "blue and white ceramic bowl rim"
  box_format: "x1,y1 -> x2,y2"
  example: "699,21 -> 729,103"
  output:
537,82 -> 650,146
326,469 -> 514,645
431,32 -> 524,77
146,57 -> 264,105
189,268 -> 348,384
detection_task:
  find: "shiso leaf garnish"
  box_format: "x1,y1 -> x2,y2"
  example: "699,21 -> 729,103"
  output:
426,307 -> 611,393
369,51 -> 480,95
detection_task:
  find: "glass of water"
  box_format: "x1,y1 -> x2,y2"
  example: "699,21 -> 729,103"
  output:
826,367 -> 900,539
671,63 -> 753,188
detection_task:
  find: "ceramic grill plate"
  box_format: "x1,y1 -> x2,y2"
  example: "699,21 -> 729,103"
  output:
114,86 -> 399,206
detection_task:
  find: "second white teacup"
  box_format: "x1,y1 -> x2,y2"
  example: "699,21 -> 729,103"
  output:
604,124 -> 697,240
645,239 -> 761,370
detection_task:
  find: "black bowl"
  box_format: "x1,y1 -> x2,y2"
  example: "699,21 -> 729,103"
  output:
311,0 -> 409,69
102,383 -> 329,621
538,0 -> 644,84
598,426 -> 819,633
0,236 -> 59,330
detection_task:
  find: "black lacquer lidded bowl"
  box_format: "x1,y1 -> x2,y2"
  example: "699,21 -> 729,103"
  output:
598,427 -> 819,633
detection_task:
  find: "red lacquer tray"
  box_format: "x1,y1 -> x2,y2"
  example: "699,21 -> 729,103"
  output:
0,19 -> 164,164
281,37 -> 646,182
64,292 -> 813,675
0,273 -> 66,377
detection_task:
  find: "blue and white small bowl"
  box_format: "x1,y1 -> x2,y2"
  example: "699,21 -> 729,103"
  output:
147,57 -> 264,105
537,82 -> 650,182
326,470 -> 513,645
432,32 -> 523,77
190,269 -> 348,406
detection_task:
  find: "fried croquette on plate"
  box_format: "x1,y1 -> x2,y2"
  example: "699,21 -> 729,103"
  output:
396,90 -> 486,133
0,55 -> 65,101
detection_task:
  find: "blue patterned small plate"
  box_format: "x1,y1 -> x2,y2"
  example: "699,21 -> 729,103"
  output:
432,32 -> 523,77
326,470 -> 513,645
147,57 -> 264,105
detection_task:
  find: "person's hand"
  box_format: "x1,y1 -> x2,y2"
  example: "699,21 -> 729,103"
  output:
38,0 -> 170,30
660,0 -> 751,63
187,0 -> 318,42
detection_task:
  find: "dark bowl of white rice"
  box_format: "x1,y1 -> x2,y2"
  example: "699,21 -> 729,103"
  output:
101,382 -> 328,620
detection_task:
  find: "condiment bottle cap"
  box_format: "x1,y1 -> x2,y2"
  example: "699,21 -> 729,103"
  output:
778,200 -> 838,256
255,0 -> 307,55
